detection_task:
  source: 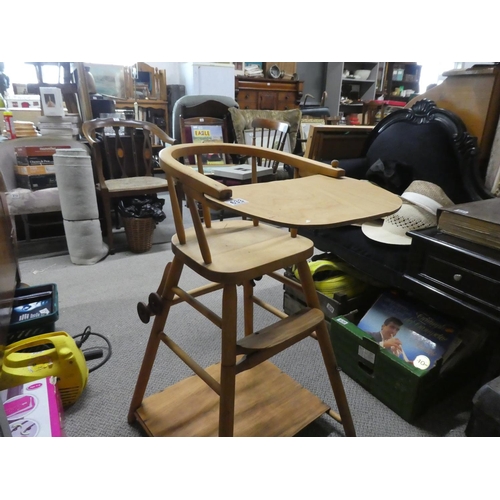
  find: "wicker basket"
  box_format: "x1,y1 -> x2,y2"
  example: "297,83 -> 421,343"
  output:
122,216 -> 155,253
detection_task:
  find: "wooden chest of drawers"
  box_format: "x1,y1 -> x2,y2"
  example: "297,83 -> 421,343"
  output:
405,227 -> 500,327
235,77 -> 303,111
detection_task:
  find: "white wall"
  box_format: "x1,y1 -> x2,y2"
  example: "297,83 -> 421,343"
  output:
417,61 -> 494,93
145,62 -> 182,85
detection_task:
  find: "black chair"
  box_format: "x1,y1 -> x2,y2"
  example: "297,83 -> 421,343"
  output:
299,99 -> 493,289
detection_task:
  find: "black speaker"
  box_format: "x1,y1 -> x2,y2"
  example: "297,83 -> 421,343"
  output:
90,97 -> 115,119
167,84 -> 185,136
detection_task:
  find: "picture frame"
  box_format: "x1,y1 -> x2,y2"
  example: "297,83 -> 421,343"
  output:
85,63 -> 125,97
233,62 -> 245,76
180,116 -> 231,166
300,117 -> 326,153
12,83 -> 28,95
39,86 -> 65,117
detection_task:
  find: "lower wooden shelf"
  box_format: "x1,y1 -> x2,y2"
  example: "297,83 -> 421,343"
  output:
134,360 -> 329,437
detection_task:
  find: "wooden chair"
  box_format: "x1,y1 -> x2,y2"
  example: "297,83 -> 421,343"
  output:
81,117 -> 176,255
128,142 -> 356,437
251,117 -> 290,173
362,100 -> 386,125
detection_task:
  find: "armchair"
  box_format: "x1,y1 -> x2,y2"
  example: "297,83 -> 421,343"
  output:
299,99 -> 493,289
171,95 -> 239,143
0,137 -> 87,242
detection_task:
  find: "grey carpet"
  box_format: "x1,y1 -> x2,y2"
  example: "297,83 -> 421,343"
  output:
15,198 -> 477,437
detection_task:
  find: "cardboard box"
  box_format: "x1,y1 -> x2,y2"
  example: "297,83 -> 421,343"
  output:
15,173 -> 57,191
1,377 -> 63,437
15,164 -> 56,176
15,145 -> 70,166
6,95 -> 41,108
329,316 -> 484,422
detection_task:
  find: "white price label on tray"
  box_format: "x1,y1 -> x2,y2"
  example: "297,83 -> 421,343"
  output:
225,198 -> 248,206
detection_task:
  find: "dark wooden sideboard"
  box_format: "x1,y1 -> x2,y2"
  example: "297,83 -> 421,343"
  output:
405,227 -> 500,329
235,77 -> 303,111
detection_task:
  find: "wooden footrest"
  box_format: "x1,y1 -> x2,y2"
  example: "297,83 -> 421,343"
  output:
134,360 -> 329,437
236,308 -> 324,353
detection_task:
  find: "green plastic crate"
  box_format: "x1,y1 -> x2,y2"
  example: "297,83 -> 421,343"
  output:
330,315 -> 481,422
8,284 -> 59,344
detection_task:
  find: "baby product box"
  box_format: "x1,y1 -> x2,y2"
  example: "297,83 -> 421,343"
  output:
1,376 -> 63,437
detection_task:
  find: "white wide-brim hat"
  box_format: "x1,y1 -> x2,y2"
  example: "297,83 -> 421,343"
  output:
361,181 -> 454,245
399,180 -> 454,215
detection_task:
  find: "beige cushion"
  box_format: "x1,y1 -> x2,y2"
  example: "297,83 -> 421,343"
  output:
105,176 -> 169,193
228,108 -> 302,153
6,187 -> 61,215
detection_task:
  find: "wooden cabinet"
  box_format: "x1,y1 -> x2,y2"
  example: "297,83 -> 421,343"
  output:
235,77 -> 303,111
324,62 -> 381,118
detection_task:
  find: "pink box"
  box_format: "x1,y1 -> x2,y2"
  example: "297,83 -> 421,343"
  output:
1,377 -> 64,437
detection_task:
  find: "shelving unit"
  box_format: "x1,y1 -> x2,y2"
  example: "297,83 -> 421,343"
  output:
113,99 -> 169,143
324,62 -> 381,118
113,62 -> 170,142
384,62 -> 421,99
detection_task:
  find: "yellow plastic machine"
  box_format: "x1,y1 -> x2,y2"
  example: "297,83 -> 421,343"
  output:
0,331 -> 89,407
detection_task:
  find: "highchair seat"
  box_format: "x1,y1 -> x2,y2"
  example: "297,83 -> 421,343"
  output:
172,219 -> 314,283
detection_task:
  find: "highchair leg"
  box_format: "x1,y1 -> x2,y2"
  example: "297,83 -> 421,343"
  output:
127,256 -> 184,424
242,281 -> 254,337
219,284 -> 238,437
294,259 -> 356,437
